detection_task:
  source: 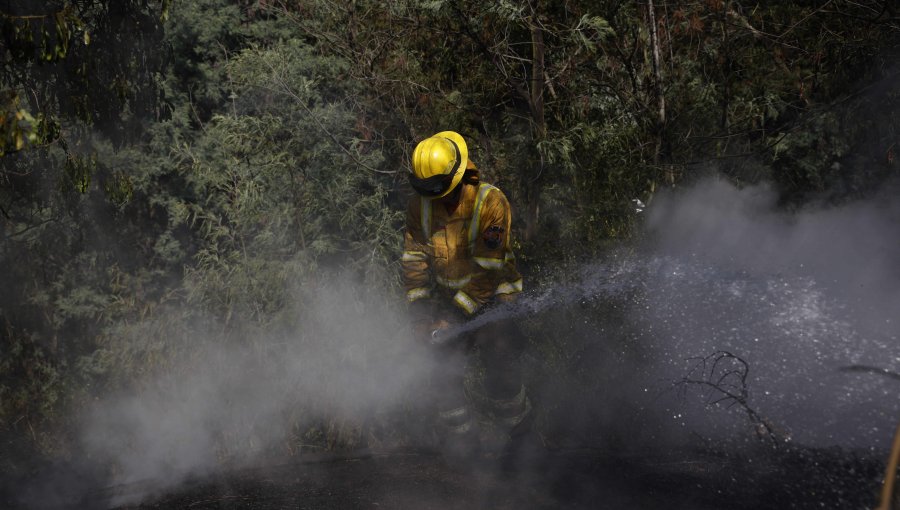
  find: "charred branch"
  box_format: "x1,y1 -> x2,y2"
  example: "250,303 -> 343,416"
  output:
673,350 -> 788,447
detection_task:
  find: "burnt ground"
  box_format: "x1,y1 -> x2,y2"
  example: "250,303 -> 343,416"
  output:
8,441 -> 887,510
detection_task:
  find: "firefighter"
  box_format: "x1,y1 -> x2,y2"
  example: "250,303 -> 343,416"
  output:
402,131 -> 530,458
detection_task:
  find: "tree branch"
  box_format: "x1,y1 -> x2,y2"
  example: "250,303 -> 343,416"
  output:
840,365 -> 900,381
672,350 -> 788,446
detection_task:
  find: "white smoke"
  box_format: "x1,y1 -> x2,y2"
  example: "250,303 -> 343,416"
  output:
76,278 -> 436,505
635,177 -> 900,449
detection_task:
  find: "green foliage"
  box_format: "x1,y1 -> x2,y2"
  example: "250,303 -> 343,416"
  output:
0,327 -> 64,434
2,1 -> 169,144
773,111 -> 849,192
164,39 -> 400,324
0,92 -> 39,155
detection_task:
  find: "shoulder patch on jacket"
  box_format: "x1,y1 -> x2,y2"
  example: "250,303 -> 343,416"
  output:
483,225 -> 504,250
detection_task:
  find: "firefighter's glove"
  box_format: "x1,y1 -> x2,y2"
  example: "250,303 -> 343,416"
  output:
429,306 -> 467,346
429,318 -> 454,341
428,319 -> 454,346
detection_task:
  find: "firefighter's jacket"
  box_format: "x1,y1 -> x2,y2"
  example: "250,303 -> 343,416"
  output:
402,181 -> 523,315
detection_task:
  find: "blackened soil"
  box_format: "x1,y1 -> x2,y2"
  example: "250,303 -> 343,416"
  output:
6,443 -> 889,510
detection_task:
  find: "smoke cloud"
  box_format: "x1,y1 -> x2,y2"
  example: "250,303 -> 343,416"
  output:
453,176 -> 900,453
68,279 -> 437,506
631,177 -> 900,449
17,177 -> 900,508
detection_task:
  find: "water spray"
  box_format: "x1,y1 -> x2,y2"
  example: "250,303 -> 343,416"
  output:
428,256 -> 648,346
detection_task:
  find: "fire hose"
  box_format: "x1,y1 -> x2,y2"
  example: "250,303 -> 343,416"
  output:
876,421 -> 900,510
840,365 -> 900,510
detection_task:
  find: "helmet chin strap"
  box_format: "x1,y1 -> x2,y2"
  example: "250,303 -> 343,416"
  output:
438,183 -> 463,213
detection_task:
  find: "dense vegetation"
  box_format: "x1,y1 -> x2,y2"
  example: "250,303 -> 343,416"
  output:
2,0 -> 899,477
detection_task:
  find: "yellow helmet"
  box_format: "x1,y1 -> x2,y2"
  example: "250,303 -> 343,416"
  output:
409,131 -> 469,198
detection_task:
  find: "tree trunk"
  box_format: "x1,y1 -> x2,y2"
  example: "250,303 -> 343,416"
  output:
647,0 -> 666,130
647,0 -> 666,165
524,15 -> 546,243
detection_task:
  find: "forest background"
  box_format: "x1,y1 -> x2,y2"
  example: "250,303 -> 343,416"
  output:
2,0 -> 900,483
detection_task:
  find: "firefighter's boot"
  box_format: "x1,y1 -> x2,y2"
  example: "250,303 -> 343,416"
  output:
437,403 -> 481,464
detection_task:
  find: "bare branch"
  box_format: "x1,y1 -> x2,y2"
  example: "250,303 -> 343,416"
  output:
7,216 -> 57,238
671,350 -> 789,446
840,365 -> 900,381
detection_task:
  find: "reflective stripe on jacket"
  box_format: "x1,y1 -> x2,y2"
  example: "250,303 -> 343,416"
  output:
402,181 -> 523,315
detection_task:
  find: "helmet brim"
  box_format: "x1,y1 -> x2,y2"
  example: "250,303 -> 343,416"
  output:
432,131 -> 468,198
408,172 -> 457,197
